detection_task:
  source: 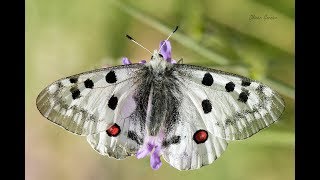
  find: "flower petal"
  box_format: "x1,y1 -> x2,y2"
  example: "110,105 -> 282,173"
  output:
159,40 -> 172,61
150,146 -> 162,170
136,143 -> 154,159
139,60 -> 147,64
170,59 -> 177,64
136,135 -> 164,169
122,57 -> 131,65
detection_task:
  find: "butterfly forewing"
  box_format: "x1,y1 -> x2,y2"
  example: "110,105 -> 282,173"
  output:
36,64 -> 144,135
173,64 -> 285,140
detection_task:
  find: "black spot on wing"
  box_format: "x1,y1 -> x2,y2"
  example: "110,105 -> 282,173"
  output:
202,73 -> 213,86
57,82 -> 63,88
127,131 -> 143,145
162,136 -> 181,147
70,87 -> 80,99
241,80 -> 251,86
69,77 -> 78,83
225,82 -> 235,92
105,70 -> 117,83
202,99 -> 212,114
108,95 -> 118,110
84,79 -> 94,88
256,84 -> 264,95
238,90 -> 249,103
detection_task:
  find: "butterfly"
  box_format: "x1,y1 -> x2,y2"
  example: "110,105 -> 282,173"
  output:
36,27 -> 285,170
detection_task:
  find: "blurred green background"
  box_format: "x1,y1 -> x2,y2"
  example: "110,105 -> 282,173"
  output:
26,0 -> 294,179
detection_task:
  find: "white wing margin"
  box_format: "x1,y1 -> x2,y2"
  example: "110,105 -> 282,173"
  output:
36,64 -> 143,135
173,64 -> 285,140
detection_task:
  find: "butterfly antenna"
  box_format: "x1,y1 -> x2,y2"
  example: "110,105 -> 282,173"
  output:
126,35 -> 152,55
159,26 -> 179,52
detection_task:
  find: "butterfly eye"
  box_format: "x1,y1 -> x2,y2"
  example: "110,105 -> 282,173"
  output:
158,53 -> 163,58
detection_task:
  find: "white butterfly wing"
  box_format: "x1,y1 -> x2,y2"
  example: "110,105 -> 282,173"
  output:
36,64 -> 143,135
173,64 -> 285,140
87,88 -> 145,159
162,91 -> 228,170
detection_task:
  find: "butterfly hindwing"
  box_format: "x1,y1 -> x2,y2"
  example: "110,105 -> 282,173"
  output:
161,90 -> 228,170
87,88 -> 146,159
36,64 -> 143,135
173,64 -> 285,140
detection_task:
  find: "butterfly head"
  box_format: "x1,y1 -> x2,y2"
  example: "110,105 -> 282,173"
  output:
150,50 -> 165,61
148,50 -> 170,70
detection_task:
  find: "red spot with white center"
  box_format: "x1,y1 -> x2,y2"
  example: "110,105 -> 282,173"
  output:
193,130 -> 208,144
106,123 -> 121,137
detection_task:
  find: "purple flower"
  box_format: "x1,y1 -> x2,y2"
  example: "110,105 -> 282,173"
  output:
159,40 -> 176,64
136,135 -> 164,170
122,57 -> 146,65
122,57 -> 132,65
139,60 -> 147,64
150,146 -> 162,170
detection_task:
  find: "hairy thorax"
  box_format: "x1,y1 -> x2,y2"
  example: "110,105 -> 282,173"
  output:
140,58 -> 180,136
